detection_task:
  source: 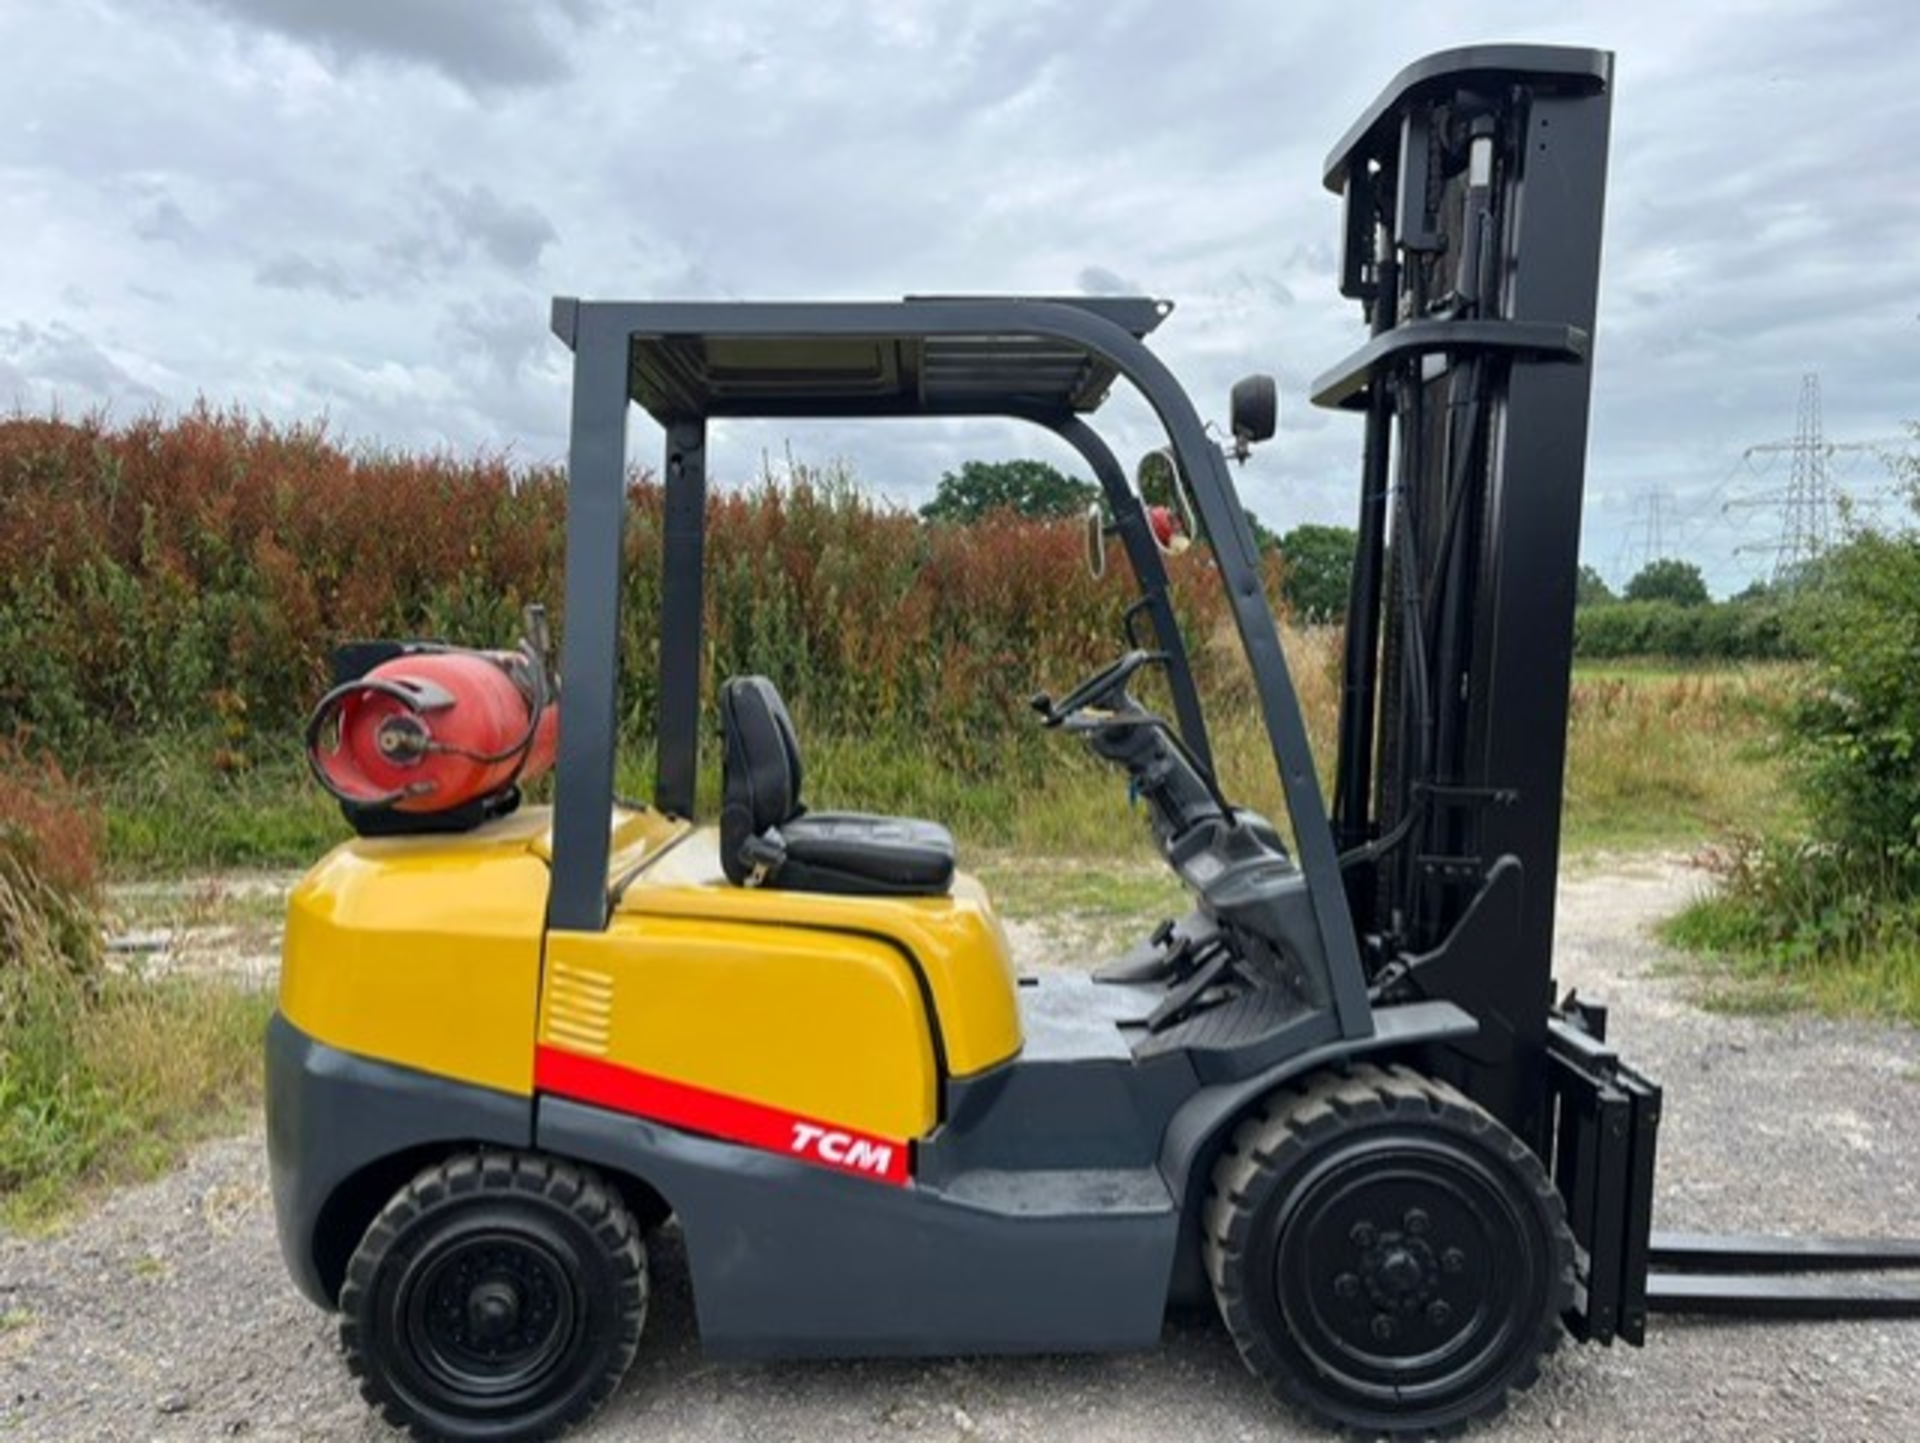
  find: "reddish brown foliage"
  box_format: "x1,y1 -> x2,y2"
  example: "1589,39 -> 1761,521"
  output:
0,742 -> 100,901
0,410 -> 1235,774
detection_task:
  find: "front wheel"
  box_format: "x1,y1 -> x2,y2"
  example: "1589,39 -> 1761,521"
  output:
1203,1064 -> 1572,1437
340,1152 -> 647,1442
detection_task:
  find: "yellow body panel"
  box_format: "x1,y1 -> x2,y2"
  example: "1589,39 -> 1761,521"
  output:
281,813 -> 553,1095
611,828 -> 1022,1079
543,916 -> 939,1139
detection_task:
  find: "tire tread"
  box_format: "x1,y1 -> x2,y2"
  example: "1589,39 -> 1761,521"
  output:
339,1150 -> 646,1443
1201,1063 -> 1573,1438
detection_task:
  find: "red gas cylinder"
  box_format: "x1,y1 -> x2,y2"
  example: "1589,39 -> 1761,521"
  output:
305,647 -> 558,815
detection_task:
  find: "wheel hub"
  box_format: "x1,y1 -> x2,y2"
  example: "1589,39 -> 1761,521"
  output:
1318,1199 -> 1483,1358
467,1280 -> 524,1342
1275,1147 -> 1529,1397
428,1243 -> 564,1362
1361,1229 -> 1441,1309
404,1232 -> 578,1395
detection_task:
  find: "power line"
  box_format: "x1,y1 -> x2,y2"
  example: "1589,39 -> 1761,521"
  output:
1729,373 -> 1899,588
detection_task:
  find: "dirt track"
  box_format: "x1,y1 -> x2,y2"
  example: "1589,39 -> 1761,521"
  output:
3,855 -> 1918,1441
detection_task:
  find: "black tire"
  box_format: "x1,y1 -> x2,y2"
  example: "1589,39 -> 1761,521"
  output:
1203,1063 -> 1572,1437
340,1152 -> 647,1443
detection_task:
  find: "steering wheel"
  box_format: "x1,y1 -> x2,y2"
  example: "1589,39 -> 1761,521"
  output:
1031,650 -> 1165,728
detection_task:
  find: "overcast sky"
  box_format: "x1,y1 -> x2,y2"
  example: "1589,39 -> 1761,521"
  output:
4,0 -> 1917,594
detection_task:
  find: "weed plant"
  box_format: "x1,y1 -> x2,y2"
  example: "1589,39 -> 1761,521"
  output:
0,747 -> 268,1227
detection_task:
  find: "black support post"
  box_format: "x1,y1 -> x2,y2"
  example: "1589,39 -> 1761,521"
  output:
548,305 -> 633,933
655,420 -> 708,820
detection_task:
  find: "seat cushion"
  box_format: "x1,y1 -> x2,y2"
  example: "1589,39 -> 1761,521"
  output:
719,676 -> 805,884
780,812 -> 956,897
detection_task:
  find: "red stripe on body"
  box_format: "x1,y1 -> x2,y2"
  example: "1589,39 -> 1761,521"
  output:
534,1045 -> 911,1186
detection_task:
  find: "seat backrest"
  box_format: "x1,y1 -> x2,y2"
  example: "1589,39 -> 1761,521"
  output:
719,675 -> 805,883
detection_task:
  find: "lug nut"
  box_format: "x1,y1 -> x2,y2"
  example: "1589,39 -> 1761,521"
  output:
1370,1314 -> 1398,1341
1404,1208 -> 1430,1236
1441,1247 -> 1467,1274
1350,1221 -> 1378,1249
1427,1300 -> 1453,1327
1334,1272 -> 1361,1299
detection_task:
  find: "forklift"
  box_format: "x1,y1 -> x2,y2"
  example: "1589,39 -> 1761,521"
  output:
268,44 -> 1920,1442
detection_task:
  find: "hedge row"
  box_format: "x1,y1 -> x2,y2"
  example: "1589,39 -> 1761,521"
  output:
1573,599 -> 1802,662
0,409 -> 1232,775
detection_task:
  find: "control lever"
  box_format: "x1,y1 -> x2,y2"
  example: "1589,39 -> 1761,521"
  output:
1096,917 -> 1194,984
1145,941 -> 1238,1033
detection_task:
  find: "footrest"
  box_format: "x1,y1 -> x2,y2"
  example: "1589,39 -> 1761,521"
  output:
934,1166 -> 1174,1219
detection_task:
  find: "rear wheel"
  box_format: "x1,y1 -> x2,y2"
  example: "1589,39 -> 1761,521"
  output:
1204,1064 -> 1572,1437
341,1152 -> 647,1442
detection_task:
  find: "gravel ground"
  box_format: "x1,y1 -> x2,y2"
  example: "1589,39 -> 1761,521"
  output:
4,854 -> 1918,1442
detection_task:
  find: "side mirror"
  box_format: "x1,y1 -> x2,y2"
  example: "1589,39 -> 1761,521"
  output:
1135,448 -> 1195,556
1229,374 -> 1278,461
1085,502 -> 1107,580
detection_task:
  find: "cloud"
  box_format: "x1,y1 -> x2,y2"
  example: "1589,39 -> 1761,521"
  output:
443,294 -> 549,383
0,322 -> 165,410
255,254 -> 363,302
426,182 -> 559,274
132,196 -> 198,246
378,181 -> 559,279
179,0 -> 602,92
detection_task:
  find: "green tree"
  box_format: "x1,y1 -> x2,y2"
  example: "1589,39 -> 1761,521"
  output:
1276,524 -> 1357,622
1575,564 -> 1615,607
1623,557 -> 1709,607
1789,516 -> 1920,862
1242,507 -> 1280,550
920,459 -> 1097,524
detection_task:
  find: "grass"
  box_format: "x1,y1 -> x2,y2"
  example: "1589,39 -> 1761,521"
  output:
1,745 -> 274,1233
1666,901 -> 1920,1024
1552,659 -> 1920,1027
1661,858 -> 1920,1027
1560,661 -> 1800,852
98,731 -> 345,876
89,645 -> 1787,876
1,863 -> 274,1231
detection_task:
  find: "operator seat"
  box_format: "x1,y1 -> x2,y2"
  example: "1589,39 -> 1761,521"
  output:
719,675 -> 956,897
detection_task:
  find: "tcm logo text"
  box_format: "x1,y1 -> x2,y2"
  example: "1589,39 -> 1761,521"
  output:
790,1122 -> 901,1180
